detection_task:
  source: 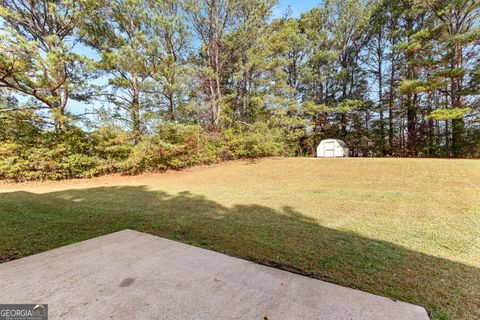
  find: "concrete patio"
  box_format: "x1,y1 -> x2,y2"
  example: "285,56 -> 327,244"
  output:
0,230 -> 429,319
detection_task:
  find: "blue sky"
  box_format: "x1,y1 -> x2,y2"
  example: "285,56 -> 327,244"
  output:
274,0 -> 319,18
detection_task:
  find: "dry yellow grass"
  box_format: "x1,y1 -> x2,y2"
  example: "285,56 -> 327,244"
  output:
1,157 -> 479,319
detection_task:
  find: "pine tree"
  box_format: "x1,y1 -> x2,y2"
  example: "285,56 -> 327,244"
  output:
0,0 -> 90,132
81,0 -> 158,143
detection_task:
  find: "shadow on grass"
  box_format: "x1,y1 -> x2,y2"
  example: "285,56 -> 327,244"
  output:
0,186 -> 478,319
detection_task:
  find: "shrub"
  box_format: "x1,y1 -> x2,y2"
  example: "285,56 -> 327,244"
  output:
0,121 -> 301,181
0,127 -> 99,181
91,126 -> 134,174
92,126 -> 134,161
220,122 -> 287,159
119,123 -> 220,174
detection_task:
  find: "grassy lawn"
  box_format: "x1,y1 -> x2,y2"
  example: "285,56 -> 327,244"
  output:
1,158 -> 479,319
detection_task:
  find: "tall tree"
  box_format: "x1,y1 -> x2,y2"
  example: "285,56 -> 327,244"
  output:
300,7 -> 337,146
365,1 -> 390,155
82,0 -> 156,143
0,0 -> 89,131
421,0 -> 480,156
146,0 -> 191,122
187,0 -> 237,131
221,0 -> 277,124
396,0 -> 429,156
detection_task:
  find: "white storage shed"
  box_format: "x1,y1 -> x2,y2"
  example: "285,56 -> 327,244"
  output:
317,139 -> 349,158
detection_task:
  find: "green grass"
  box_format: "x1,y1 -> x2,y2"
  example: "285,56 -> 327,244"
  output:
1,158 -> 479,319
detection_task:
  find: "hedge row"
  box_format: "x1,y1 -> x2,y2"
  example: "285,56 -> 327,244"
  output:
0,122 -> 298,181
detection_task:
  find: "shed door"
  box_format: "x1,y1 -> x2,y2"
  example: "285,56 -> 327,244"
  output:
324,141 -> 335,157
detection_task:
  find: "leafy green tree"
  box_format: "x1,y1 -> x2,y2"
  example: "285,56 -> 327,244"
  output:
326,0 -> 372,137
365,1 -> 390,155
146,0 -> 191,122
300,0 -> 372,152
394,0 -> 430,156
419,0 -> 480,156
0,91 -> 41,145
220,0 -> 277,124
0,0 -> 90,131
82,0 -> 159,144
186,0 -> 236,131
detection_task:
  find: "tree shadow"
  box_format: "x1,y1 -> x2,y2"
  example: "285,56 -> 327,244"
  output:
0,186 -> 478,319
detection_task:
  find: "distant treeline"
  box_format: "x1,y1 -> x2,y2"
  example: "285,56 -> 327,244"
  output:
0,0 -> 479,179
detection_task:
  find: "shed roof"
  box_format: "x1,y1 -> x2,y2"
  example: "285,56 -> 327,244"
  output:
320,139 -> 348,148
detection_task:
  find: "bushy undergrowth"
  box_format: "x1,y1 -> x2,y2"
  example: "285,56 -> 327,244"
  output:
0,127 -> 99,181
0,122 -> 298,181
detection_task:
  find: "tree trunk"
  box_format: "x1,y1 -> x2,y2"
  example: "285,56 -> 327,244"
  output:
405,17 -> 418,157
168,93 -> 175,121
451,118 -> 465,156
341,74 -> 348,137
450,43 -> 465,156
406,96 -> 418,156
427,94 -> 434,156
131,93 -> 141,145
51,87 -> 68,133
208,2 -> 223,132
377,33 -> 385,156
388,23 -> 396,155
